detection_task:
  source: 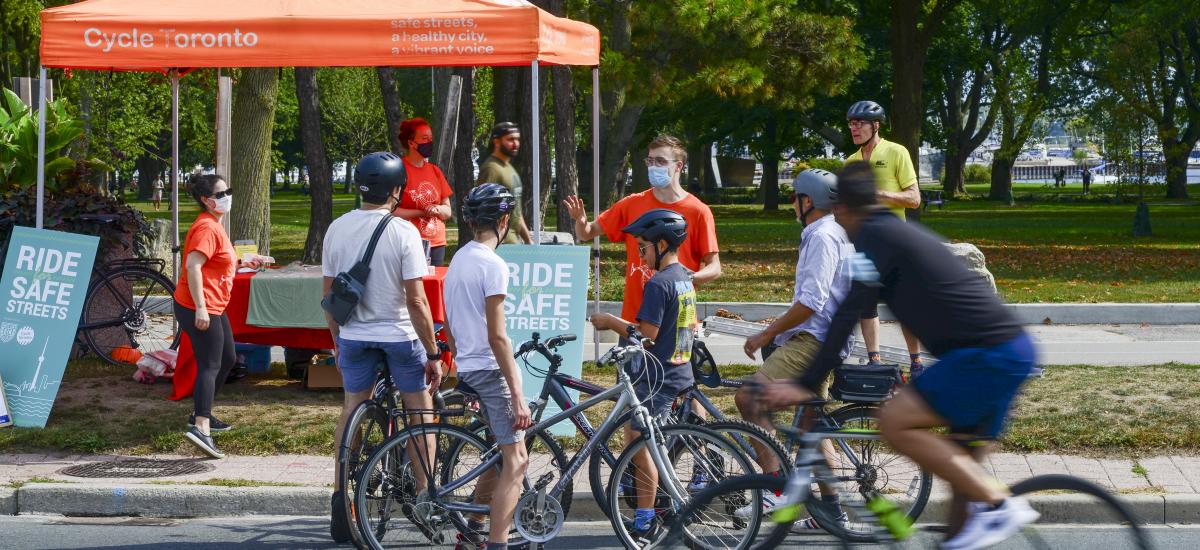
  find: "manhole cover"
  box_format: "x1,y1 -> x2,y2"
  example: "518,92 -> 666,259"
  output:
61,459 -> 215,479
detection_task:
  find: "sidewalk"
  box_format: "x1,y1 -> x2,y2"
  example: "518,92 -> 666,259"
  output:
3,451 -> 1198,523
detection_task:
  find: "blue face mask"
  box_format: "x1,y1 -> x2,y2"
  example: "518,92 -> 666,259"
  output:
648,165 -> 672,188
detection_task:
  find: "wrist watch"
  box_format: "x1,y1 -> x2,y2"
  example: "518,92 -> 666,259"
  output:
426,351 -> 441,361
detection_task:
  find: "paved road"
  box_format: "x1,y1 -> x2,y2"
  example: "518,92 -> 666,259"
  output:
0,516 -> 1195,549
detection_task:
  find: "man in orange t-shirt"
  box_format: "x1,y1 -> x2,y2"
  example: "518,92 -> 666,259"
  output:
564,134 -> 722,323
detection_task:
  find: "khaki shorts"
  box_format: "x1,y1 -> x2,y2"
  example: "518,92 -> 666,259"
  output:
757,331 -> 831,398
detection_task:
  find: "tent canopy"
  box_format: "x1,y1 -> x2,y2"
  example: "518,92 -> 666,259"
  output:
40,0 -> 600,71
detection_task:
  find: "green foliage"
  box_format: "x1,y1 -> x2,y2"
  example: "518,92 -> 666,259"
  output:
0,186 -> 153,274
795,158 -> 844,173
0,87 -> 92,191
964,163 -> 991,184
318,68 -> 389,162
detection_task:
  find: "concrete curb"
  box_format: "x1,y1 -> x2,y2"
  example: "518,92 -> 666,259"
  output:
10,484 -> 1198,525
0,488 -> 15,516
593,301 -> 1200,325
16,484 -> 330,518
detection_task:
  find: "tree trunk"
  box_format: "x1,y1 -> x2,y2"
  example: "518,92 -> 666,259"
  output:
1162,143 -> 1191,199
760,119 -> 781,211
296,67 -> 333,264
943,151 -> 966,197
701,142 -> 718,192
889,0 -> 928,172
515,63 -> 551,234
551,64 -> 580,236
377,67 -> 406,156
229,68 -> 280,252
686,141 -> 706,193
134,154 -> 157,199
493,67 -> 520,124
452,67 -> 477,245
989,155 -> 1015,201
597,0 -> 645,208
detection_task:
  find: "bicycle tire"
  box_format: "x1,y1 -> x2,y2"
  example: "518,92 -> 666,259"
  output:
586,408 -> 636,519
354,422 -> 496,550
817,404 -> 932,540
607,424 -> 758,550
79,266 -> 178,366
339,398 -> 397,550
1007,474 -> 1155,550
702,420 -> 791,475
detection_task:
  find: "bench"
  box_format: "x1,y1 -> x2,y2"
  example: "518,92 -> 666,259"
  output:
920,189 -> 945,211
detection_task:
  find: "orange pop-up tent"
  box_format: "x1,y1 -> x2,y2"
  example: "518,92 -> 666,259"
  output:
36,0 -> 604,329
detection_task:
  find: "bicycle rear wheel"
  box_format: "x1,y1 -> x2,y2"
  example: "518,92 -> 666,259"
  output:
339,398 -> 396,549
1001,474 -> 1155,550
79,266 -> 178,366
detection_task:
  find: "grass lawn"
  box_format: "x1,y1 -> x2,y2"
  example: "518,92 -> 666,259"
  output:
126,185 -> 1199,304
2,358 -> 1197,457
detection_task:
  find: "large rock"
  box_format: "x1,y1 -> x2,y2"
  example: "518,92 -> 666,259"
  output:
145,218 -> 175,267
943,242 -> 996,294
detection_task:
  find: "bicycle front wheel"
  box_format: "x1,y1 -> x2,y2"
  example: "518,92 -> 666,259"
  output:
79,267 -> 178,366
339,398 -> 396,549
354,423 -> 495,550
607,423 -> 757,550
1002,474 -> 1155,550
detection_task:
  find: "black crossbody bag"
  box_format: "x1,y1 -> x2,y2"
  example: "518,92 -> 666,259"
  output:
321,215 -> 393,326
830,363 -> 903,403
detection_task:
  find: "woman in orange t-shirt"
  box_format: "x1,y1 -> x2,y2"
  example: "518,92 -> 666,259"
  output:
173,173 -> 250,459
392,117 -> 454,266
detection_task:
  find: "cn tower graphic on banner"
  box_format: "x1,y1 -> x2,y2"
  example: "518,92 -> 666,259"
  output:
0,226 -> 99,428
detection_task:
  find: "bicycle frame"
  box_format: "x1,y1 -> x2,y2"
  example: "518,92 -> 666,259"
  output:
433,362 -> 689,516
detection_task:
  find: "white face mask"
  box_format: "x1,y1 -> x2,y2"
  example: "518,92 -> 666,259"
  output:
210,195 -> 232,214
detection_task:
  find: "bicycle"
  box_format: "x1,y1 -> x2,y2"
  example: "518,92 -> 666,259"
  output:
72,214 -> 179,366
665,397 -> 1155,550
352,330 -> 758,550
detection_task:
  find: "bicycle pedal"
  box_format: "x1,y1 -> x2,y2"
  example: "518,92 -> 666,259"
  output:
534,472 -> 556,491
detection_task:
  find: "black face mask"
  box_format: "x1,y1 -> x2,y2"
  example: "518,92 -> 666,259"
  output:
416,142 -> 434,159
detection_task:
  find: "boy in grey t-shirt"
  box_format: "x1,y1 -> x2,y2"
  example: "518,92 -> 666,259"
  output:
444,183 -> 531,549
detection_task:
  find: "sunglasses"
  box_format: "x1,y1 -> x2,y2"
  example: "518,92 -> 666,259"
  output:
210,189 -> 233,199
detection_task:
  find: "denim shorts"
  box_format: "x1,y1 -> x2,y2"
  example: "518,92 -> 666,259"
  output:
335,336 -> 426,393
456,369 -> 524,445
911,332 -> 1037,439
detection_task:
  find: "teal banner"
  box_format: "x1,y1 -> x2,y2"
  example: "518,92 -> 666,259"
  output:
497,244 -> 589,436
0,227 -> 99,428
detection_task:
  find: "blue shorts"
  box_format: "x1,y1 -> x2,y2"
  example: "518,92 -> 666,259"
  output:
335,336 -> 426,393
911,332 -> 1037,439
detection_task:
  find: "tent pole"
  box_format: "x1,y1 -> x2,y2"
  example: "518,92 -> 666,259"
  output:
171,70 -> 180,283
591,67 -> 600,360
530,60 -> 541,245
35,66 -> 47,229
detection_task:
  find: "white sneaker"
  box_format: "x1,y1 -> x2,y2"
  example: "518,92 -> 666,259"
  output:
734,492 -> 783,520
792,510 -> 849,532
942,497 -> 1039,550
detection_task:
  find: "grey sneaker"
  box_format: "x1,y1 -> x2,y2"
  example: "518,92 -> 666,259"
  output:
189,414 -> 232,432
185,427 -> 225,459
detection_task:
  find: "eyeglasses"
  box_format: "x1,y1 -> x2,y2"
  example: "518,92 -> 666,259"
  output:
210,189 -> 233,199
637,242 -> 652,255
644,156 -> 678,168
847,120 -> 874,129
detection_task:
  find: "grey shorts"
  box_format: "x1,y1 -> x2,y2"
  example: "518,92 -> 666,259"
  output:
457,369 -> 525,446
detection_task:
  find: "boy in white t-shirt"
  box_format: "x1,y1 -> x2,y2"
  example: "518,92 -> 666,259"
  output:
444,183 -> 532,550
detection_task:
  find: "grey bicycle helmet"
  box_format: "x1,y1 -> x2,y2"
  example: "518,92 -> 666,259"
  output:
355,152 -> 407,203
846,100 -> 887,123
791,169 -> 839,210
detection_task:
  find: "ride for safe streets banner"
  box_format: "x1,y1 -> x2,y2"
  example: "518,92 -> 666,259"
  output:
0,227 -> 99,428
496,244 -> 588,437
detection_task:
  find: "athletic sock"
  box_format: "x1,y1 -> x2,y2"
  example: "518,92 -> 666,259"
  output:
634,508 -> 656,531
910,353 -> 923,366
867,352 -> 881,364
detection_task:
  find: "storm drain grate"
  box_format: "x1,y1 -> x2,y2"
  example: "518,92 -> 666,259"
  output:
61,459 -> 215,478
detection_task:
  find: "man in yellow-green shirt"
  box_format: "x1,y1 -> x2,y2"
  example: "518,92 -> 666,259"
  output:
845,100 -> 924,371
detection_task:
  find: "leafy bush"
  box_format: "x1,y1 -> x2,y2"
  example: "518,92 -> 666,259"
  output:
964,164 -> 991,183
0,86 -> 102,192
0,186 -> 152,277
795,158 -> 844,173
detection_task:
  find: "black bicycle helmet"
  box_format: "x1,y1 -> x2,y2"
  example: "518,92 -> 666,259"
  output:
846,100 -> 887,123
621,208 -> 688,249
462,183 -> 517,225
355,151 -> 406,202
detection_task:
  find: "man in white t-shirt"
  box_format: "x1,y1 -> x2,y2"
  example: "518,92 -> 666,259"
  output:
322,151 -> 443,543
444,183 -> 532,549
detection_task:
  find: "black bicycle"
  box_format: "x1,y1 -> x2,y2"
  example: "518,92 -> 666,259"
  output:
73,214 -> 179,366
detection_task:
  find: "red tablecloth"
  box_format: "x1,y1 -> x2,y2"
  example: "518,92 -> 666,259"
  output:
169,267 -> 448,400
